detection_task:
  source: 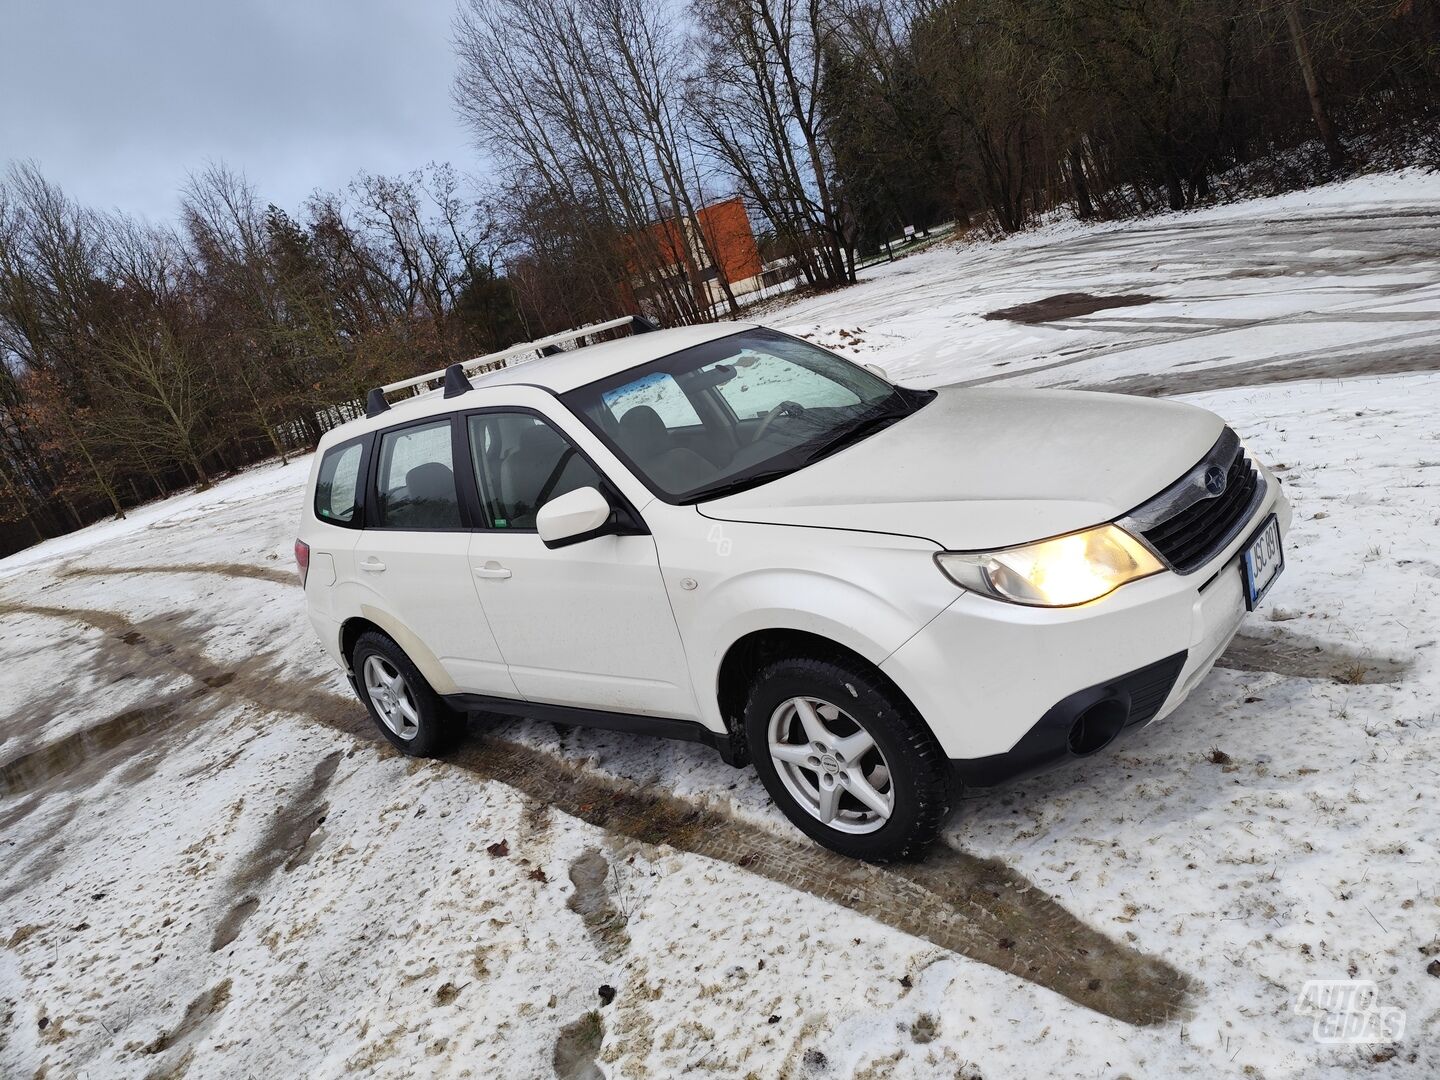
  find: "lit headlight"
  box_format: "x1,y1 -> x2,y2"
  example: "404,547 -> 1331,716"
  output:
935,525 -> 1164,607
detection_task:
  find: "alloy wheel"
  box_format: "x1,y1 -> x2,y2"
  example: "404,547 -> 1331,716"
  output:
766,695 -> 894,834
363,654 -> 420,741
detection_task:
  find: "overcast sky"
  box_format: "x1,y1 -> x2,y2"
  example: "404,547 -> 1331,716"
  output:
1,0 -> 478,223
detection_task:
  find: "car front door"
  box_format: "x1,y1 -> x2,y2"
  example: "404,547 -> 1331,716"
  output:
350,414 -> 517,698
460,407 -> 697,720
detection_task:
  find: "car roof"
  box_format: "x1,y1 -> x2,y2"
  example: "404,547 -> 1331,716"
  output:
318,321 -> 756,447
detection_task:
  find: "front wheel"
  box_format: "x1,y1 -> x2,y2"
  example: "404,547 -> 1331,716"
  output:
352,631 -> 461,757
743,656 -> 954,862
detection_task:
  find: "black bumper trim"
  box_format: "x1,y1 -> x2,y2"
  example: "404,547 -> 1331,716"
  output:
951,650 -> 1188,788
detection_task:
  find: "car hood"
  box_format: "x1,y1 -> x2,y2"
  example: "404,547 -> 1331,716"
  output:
699,387 -> 1224,550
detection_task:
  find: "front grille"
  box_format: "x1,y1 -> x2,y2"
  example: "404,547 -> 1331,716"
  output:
1140,439 -> 1260,573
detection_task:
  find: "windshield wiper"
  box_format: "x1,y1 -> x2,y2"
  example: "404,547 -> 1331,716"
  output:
677,465 -> 801,504
678,394 -> 923,504
799,403 -> 912,465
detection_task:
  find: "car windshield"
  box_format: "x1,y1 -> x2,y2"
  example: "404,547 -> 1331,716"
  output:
560,328 -> 929,503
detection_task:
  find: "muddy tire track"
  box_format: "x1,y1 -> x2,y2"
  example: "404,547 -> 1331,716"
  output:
136,977 -> 233,1080
0,602 -> 366,743
1081,343 -> 1440,397
62,562 -> 296,586
0,601 -> 1191,1025
211,750 -> 342,952
0,695 -> 193,798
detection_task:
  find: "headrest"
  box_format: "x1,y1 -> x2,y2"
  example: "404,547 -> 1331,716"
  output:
517,423 -> 566,462
618,405 -> 669,456
406,461 -> 454,500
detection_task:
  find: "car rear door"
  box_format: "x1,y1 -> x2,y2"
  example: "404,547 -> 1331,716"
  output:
350,413 -> 518,699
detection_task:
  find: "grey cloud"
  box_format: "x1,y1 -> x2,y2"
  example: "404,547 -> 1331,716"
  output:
1,0 -> 475,221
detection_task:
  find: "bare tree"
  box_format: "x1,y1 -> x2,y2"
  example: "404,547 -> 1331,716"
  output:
95,219 -> 223,488
455,0 -> 744,322
689,0 -> 855,285
0,163 -> 126,519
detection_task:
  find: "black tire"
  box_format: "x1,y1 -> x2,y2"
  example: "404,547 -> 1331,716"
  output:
351,631 -> 462,757
744,655 -> 953,862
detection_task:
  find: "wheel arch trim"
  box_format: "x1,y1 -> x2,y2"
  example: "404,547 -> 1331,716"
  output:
342,606 -> 460,696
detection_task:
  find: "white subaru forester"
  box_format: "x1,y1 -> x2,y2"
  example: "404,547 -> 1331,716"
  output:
297,319 -> 1289,861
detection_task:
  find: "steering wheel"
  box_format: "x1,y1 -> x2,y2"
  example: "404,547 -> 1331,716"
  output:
750,400 -> 806,444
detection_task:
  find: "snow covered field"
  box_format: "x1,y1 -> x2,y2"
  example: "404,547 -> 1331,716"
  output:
3,172 -> 1438,1078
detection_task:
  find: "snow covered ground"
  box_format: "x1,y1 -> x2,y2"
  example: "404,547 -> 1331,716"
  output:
3,172 -> 1438,1078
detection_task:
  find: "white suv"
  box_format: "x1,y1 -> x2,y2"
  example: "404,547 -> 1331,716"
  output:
297,320 -> 1289,861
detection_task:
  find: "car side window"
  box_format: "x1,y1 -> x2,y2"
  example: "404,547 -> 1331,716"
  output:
314,440 -> 364,526
467,412 -> 604,530
374,419 -> 461,529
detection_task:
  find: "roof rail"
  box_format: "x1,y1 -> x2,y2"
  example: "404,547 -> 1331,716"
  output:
365,314 -> 651,413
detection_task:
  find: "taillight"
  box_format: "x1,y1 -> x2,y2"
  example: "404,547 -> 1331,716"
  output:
294,539 -> 311,586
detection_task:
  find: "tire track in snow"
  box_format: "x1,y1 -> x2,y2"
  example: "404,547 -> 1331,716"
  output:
61,562 -> 296,586
0,599 -> 1192,1026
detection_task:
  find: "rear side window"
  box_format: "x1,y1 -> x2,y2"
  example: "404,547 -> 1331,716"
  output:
314,441 -> 364,525
374,420 -> 462,529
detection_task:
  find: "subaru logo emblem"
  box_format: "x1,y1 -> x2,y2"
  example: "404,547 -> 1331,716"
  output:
1203,465 -> 1227,496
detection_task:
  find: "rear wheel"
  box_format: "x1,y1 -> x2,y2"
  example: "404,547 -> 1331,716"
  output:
352,632 -> 461,757
744,656 -> 953,862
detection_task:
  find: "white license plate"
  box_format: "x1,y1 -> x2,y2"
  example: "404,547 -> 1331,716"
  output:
1241,514 -> 1284,610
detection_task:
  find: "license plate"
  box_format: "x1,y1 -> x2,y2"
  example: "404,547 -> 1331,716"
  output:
1241,514 -> 1284,610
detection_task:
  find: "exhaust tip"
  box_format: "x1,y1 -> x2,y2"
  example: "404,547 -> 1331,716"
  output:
1067,699 -> 1128,756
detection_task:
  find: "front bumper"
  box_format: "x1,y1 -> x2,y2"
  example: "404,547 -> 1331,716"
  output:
950,651 -> 1188,787
880,473 -> 1290,772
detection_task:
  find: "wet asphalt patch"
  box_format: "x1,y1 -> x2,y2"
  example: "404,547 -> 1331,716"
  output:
0,597 -> 1191,1026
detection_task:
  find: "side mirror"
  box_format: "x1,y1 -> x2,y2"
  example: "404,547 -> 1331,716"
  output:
536,486 -> 613,548
864,362 -> 890,382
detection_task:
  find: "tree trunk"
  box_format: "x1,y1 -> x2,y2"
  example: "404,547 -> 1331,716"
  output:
189,452 -> 211,490
1069,146 -> 1094,220
1284,1 -> 1346,168
242,371 -> 289,465
76,439 -> 125,519
1163,155 -> 1186,211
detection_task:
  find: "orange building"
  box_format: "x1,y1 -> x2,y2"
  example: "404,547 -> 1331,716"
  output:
631,197 -> 765,312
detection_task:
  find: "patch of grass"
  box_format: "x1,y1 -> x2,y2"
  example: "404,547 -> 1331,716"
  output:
1336,663 -> 1369,685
